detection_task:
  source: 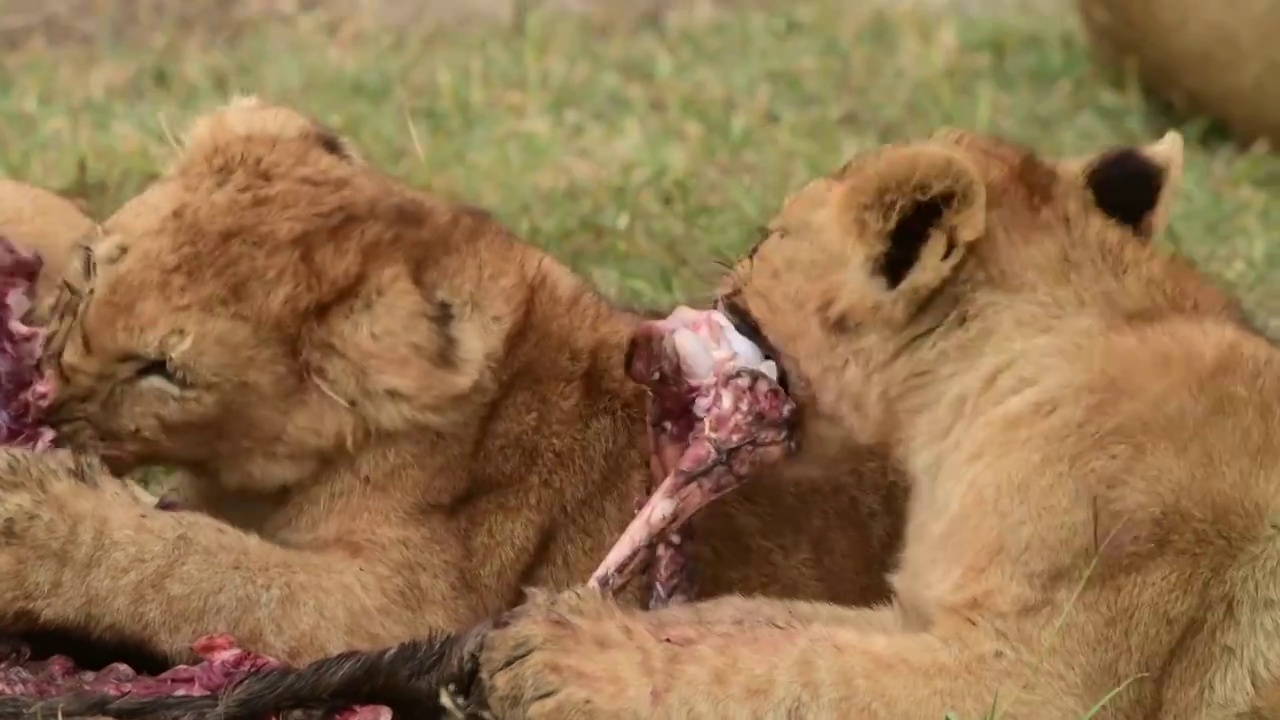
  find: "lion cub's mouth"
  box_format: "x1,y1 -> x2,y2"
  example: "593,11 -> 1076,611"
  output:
714,295 -> 789,395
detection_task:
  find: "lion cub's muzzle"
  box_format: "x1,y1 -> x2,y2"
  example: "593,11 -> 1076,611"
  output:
42,390 -> 106,450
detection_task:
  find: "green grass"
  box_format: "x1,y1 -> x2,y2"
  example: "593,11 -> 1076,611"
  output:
0,4 -> 1258,715
3,0 -> 1280,324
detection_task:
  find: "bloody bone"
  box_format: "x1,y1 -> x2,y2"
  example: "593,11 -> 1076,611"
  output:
595,306 -> 797,607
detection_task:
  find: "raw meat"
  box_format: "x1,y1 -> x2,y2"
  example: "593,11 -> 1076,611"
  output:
0,635 -> 393,719
0,237 -> 55,451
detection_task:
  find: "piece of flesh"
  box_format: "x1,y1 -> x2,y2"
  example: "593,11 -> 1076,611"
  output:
0,635 -> 395,719
0,237 -> 54,452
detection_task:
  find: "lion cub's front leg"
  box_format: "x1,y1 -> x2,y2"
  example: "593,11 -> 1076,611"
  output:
0,448 -> 474,666
477,588 -> 1084,720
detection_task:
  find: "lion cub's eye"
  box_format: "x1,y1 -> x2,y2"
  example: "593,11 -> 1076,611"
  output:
135,358 -> 189,389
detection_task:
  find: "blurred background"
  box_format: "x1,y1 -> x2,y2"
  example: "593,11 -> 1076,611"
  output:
2,0 -> 1278,325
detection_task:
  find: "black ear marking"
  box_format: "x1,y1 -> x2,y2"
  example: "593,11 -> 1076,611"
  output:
313,124 -> 354,161
1083,148 -> 1166,236
878,191 -> 956,290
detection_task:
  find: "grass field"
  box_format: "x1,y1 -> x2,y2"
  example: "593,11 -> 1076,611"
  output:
0,4 -> 1271,716
3,0 -> 1280,322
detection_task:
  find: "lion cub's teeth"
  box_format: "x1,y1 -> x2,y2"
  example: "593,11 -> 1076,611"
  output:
759,359 -> 778,381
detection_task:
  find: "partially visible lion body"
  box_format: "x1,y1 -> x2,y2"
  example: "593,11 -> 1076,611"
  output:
31,98 -> 906,667
462,130 -> 1280,719
0,178 -> 96,323
1079,0 -> 1280,149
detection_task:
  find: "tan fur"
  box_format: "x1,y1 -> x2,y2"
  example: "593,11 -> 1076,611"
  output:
472,130 -> 1280,719
0,177 -> 98,324
5,97 -> 907,666
1078,0 -> 1280,150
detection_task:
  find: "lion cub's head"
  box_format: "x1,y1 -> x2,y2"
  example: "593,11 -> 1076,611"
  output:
716,129 -> 1244,448
42,97 -> 535,492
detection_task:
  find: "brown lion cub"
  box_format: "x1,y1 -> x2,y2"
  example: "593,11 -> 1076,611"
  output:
0,97 -> 905,667
463,130 -> 1280,719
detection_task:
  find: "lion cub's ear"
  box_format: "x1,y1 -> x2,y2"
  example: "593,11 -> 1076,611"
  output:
179,94 -> 360,167
1071,131 -> 1184,241
838,144 -> 986,304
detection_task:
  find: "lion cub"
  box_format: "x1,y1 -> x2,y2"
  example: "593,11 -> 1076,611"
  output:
4,97 -> 904,666
467,130 -> 1280,719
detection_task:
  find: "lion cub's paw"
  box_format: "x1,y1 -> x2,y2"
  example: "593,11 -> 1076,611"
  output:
478,587 -> 661,720
0,447 -> 111,525
0,447 -> 137,611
